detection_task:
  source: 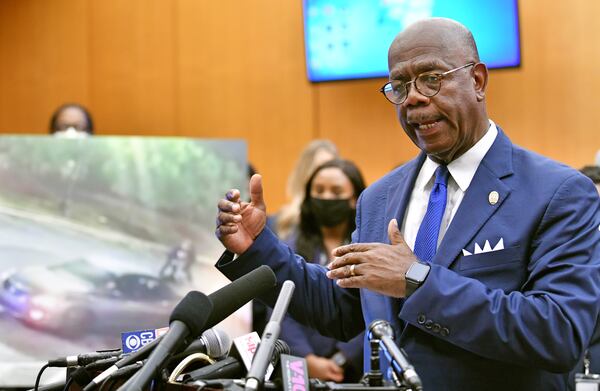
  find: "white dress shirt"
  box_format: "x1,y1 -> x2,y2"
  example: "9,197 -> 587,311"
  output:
401,120 -> 499,252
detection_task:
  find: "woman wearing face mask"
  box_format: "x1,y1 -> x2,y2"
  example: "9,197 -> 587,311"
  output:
280,159 -> 366,383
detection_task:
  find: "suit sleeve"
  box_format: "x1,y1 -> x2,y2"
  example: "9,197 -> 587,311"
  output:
280,314 -> 319,358
216,228 -> 364,341
400,173 -> 600,372
336,331 -> 365,370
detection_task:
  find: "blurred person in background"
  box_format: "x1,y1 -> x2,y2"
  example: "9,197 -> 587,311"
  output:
159,239 -> 196,283
272,140 -> 339,239
49,103 -> 94,216
49,103 -> 94,137
280,159 -> 366,382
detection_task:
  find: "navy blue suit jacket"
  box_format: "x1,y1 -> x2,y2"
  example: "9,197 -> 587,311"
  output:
218,129 -> 600,390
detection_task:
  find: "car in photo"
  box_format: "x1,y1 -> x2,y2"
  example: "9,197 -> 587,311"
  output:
0,259 -> 179,337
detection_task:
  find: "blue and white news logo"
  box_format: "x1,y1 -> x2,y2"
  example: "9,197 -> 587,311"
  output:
121,327 -> 169,354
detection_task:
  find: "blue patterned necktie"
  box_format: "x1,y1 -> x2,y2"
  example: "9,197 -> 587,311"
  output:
413,165 -> 450,263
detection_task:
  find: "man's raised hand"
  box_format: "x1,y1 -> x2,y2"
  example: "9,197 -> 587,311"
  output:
216,174 -> 267,254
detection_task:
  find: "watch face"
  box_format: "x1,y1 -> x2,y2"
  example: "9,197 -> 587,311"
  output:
409,262 -> 430,282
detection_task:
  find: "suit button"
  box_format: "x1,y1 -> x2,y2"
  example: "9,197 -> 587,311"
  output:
432,323 -> 441,333
424,320 -> 433,329
440,327 -> 450,337
417,314 -> 426,324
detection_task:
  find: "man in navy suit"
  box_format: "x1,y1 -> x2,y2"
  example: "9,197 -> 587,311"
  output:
216,18 -> 600,390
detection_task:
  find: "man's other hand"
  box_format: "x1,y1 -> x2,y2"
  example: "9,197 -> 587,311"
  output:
326,219 -> 417,297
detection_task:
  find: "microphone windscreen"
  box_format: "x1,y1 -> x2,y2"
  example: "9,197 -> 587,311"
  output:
203,328 -> 232,358
205,265 -> 276,329
169,291 -> 213,337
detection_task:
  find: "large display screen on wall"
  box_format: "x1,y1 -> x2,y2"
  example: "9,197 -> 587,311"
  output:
303,0 -> 520,82
0,136 -> 248,387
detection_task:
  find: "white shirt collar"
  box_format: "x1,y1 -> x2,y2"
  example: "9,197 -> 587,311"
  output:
416,120 -> 498,192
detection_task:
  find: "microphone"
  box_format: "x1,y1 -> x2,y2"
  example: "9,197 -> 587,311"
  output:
47,349 -> 122,367
110,360 -> 146,379
28,356 -> 121,391
118,291 -> 213,391
83,333 -> 164,391
95,265 -> 276,391
262,339 -> 290,382
270,339 -> 290,369
184,356 -> 243,381
84,356 -> 121,371
183,339 -> 290,382
119,266 -> 276,391
369,320 -> 422,391
169,327 -> 232,363
182,327 -> 232,358
204,265 -> 277,329
245,280 -> 295,391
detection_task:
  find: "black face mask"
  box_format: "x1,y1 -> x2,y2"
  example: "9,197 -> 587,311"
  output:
310,197 -> 354,227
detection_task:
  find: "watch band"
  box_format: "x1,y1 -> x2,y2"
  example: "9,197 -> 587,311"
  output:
405,277 -> 419,297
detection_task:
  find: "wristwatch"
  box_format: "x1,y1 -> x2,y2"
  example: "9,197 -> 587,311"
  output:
405,261 -> 431,297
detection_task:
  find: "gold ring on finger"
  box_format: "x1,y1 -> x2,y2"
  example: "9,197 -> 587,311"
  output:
350,264 -> 356,277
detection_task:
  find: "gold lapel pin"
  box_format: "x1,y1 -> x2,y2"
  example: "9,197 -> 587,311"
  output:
488,191 -> 499,205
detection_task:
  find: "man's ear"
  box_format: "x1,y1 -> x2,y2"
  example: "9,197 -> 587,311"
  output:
472,62 -> 488,101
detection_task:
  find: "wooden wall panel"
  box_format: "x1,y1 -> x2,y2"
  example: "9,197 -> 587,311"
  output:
88,0 -> 176,135
176,0 -> 314,209
0,0 -> 88,133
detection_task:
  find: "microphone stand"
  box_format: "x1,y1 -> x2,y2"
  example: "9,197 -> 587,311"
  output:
307,337 -> 411,391
365,337 -> 383,387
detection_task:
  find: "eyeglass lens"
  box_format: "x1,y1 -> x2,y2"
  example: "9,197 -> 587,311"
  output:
383,74 -> 441,104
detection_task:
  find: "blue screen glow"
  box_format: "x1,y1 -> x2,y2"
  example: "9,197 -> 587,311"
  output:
303,0 -> 520,82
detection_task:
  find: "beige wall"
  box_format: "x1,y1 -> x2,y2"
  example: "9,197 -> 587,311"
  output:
1,1 -> 598,210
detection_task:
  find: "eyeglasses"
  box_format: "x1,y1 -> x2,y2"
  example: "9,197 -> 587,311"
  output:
379,62 -> 475,105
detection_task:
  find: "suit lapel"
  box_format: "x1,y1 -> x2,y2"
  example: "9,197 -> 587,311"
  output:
432,128 -> 514,269
384,153 -> 426,236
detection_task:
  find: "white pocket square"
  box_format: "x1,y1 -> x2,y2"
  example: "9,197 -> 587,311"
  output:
462,238 -> 504,256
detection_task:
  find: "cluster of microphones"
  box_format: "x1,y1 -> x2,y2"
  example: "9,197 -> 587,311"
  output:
31,265 -> 423,391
